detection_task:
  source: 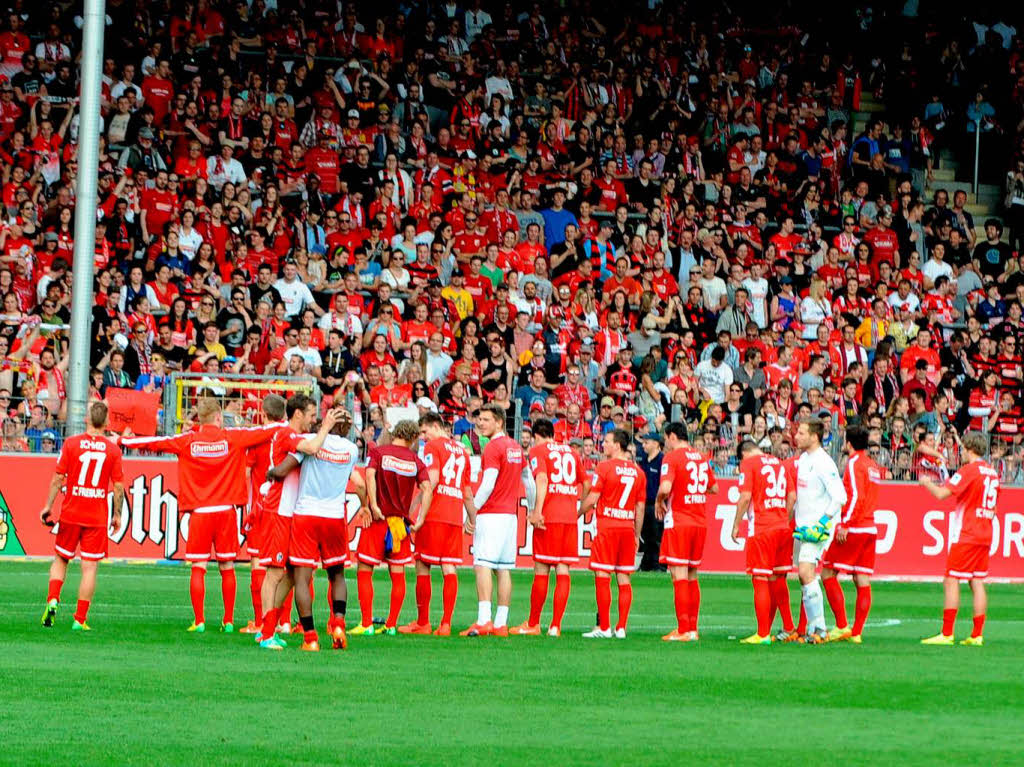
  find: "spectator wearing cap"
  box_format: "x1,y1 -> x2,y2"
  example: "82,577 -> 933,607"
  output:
627,315 -> 663,364
591,396 -> 616,437
118,125 -> 166,174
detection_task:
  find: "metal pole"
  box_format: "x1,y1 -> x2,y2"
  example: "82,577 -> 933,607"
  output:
973,118 -> 981,202
66,0 -> 106,436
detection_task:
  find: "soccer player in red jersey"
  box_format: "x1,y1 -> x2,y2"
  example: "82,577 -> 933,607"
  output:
40,402 -> 125,631
239,394 -> 287,634
461,403 -> 534,637
352,420 -> 431,636
656,423 -> 719,641
732,439 -> 797,644
256,396 -> 339,648
405,412 -> 477,636
121,398 -> 282,633
267,409 -> 366,651
512,418 -> 588,637
579,429 -> 646,639
821,425 -> 884,643
920,431 -> 1000,646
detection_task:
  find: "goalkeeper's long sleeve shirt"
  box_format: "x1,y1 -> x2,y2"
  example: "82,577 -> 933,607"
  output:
793,447 -> 847,527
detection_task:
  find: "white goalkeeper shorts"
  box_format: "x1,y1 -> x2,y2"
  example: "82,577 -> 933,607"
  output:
794,528 -> 836,566
473,514 -> 518,570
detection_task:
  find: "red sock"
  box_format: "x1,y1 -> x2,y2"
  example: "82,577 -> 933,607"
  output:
220,569 -> 236,625
416,574 -> 431,625
528,573 -> 549,627
73,599 -> 90,624
673,579 -> 689,633
357,569 -> 374,626
279,590 -> 294,626
47,578 -> 63,603
822,576 -> 847,629
386,570 -> 406,628
441,573 -> 458,626
753,579 -> 772,636
797,602 -> 808,635
972,614 -> 985,638
687,580 -> 700,633
250,570 -> 265,624
189,566 -> 206,625
259,607 -> 279,642
852,585 -> 872,636
595,578 -> 611,631
304,629 -> 318,644
942,607 -> 957,636
616,583 -> 633,631
771,577 -> 795,632
552,574 -> 570,630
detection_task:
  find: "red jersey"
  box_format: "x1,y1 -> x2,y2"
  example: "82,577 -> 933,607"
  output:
944,460 -> 1000,547
738,453 -> 789,536
661,447 -> 715,528
368,444 -> 428,519
840,450 -> 882,532
246,419 -> 287,512
478,434 -> 525,515
55,433 -> 125,527
262,425 -> 303,517
421,436 -> 470,526
529,441 -> 584,525
590,457 -> 646,530
123,423 -> 276,511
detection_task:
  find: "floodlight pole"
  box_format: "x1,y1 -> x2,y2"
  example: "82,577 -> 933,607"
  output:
66,0 -> 106,436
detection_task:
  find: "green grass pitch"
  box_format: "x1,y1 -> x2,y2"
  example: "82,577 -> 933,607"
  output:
2,561 -> 1022,766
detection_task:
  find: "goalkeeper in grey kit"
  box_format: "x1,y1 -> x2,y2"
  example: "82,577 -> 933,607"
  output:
792,418 -> 847,643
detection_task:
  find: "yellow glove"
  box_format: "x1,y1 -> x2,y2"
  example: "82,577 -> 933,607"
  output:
387,516 -> 408,553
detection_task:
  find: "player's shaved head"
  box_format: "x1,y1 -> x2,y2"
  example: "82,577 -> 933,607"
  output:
89,401 -> 109,429
532,418 -> 554,439
262,393 -> 286,421
197,398 -> 222,424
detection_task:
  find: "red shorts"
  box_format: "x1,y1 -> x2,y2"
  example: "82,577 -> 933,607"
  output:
259,513 -> 292,568
745,527 -> 794,577
589,527 -> 638,573
945,542 -> 990,580
533,522 -> 580,564
54,522 -> 107,561
356,517 -> 414,566
822,531 -> 877,575
243,507 -> 263,557
186,509 -> 238,563
659,524 -> 707,568
289,515 -> 348,568
415,521 -> 464,566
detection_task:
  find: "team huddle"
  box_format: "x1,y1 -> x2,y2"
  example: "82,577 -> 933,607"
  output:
39,400 -> 1000,648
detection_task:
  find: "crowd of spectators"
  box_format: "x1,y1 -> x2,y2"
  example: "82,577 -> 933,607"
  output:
1,2 -> 1024,481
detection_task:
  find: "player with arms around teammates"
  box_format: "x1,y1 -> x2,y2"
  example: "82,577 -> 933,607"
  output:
820,425 -> 884,643
40,402 -> 125,631
512,417 -> 588,638
122,398 -> 282,634
266,408 -> 366,651
405,412 -> 478,636
579,429 -> 646,639
792,417 -> 847,644
656,423 -> 718,642
462,403 -> 535,637
732,439 -> 797,644
920,430 -> 1000,646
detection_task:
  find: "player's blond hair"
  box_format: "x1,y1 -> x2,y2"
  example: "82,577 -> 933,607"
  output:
196,398 -> 223,424
960,431 -> 988,459
391,419 -> 420,442
89,401 -> 109,429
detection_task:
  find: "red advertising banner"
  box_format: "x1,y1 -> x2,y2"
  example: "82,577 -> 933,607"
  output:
2,455 -> 1023,580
